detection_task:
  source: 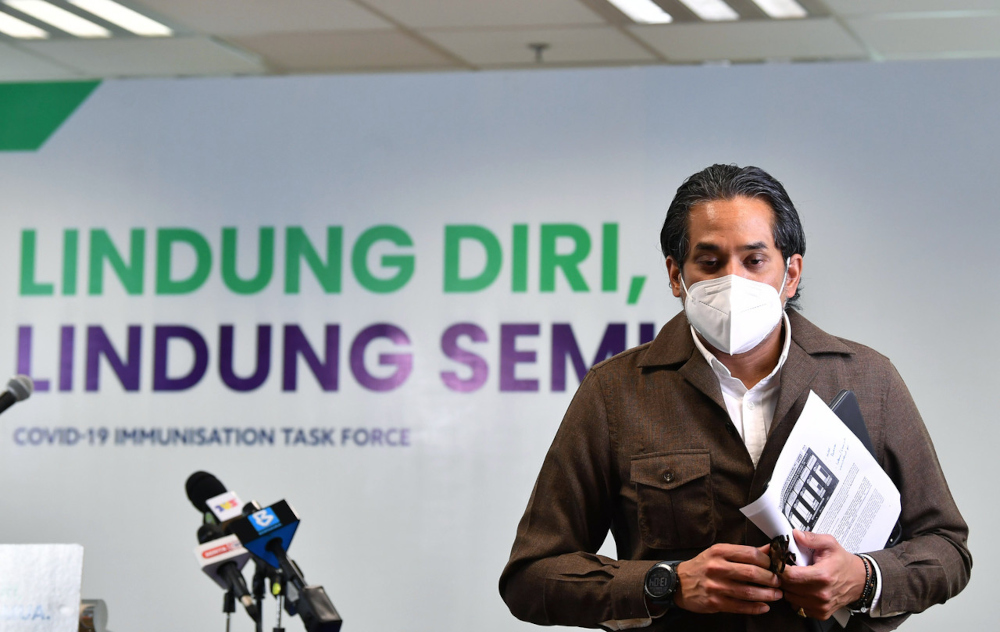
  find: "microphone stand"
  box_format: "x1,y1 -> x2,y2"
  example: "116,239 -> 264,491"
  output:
264,540 -> 342,632
223,589 -> 236,632
252,563 -> 267,632
274,575 -> 285,632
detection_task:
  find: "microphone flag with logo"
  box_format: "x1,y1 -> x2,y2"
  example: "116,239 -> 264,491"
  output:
185,471 -> 261,622
228,500 -> 300,569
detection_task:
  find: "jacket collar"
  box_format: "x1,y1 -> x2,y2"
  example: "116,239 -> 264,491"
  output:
636,309 -> 855,417
785,310 -> 855,356
636,311 -> 694,368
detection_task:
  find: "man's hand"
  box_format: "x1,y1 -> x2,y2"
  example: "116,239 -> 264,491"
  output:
673,543 -> 782,615
780,530 -> 866,620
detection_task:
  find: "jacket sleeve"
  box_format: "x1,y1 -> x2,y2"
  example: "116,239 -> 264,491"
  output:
866,362 -> 972,616
499,370 -> 657,629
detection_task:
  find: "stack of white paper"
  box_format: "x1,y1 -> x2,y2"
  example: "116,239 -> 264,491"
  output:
741,391 -> 901,626
0,544 -> 84,632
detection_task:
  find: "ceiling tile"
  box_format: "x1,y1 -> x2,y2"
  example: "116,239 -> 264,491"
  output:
824,1 -> 1000,16
135,0 -> 392,36
19,37 -> 265,77
848,15 -> 1000,57
424,26 -> 656,66
0,42 -> 82,80
632,18 -> 867,61
228,31 -> 461,72
359,0 -> 604,29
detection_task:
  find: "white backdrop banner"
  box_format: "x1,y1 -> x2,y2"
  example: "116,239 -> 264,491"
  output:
0,60 -> 995,632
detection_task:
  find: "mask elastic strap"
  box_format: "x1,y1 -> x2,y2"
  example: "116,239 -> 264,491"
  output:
779,257 -> 790,302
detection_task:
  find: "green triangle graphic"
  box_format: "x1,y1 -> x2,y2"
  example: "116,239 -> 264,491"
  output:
0,81 -> 101,152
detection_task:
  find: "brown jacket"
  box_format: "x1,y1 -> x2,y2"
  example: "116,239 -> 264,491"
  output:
500,310 -> 971,631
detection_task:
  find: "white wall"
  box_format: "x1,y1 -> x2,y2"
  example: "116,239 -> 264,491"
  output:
0,58 -> 994,631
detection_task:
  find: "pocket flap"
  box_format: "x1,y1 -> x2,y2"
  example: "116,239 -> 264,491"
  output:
631,450 -> 711,491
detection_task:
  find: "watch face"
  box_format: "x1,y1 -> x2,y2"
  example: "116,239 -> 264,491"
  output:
646,565 -> 675,599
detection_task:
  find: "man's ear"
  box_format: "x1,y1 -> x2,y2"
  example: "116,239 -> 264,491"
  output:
665,257 -> 683,299
784,254 -> 803,300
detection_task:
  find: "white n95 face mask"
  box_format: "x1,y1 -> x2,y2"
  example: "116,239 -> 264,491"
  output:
680,261 -> 788,355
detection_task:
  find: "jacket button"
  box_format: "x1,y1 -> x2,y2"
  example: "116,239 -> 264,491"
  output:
663,471 -> 674,483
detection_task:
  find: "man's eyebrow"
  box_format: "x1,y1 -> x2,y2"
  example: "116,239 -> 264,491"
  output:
691,241 -> 770,252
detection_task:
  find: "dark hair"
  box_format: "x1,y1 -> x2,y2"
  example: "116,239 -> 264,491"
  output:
659,164 -> 806,309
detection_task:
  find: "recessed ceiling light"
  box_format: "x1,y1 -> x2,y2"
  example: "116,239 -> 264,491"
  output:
680,0 -> 739,21
0,10 -> 48,37
69,0 -> 171,37
4,0 -> 110,37
751,0 -> 808,19
607,0 -> 673,24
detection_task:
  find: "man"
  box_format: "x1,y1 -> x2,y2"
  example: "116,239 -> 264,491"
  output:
499,164 -> 970,631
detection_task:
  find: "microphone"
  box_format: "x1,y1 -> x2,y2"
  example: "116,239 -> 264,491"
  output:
229,500 -> 301,569
186,472 -> 260,622
195,524 -> 260,621
186,470 -> 247,529
0,375 -> 33,416
230,501 -> 342,632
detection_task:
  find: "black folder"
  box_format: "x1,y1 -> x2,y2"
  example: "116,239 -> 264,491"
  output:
759,391 -> 901,628
829,389 -> 902,549
808,391 -> 899,630
829,390 -> 875,456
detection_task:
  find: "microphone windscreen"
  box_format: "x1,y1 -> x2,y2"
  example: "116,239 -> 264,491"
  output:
186,471 -> 228,513
197,523 -> 225,544
7,375 -> 33,401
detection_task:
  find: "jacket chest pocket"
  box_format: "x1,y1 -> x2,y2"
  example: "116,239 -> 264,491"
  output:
631,450 -> 716,551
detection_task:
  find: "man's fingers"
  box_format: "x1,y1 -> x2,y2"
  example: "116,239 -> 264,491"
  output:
715,543 -> 772,569
701,544 -> 779,587
720,582 -> 783,603
793,529 -> 835,550
712,597 -> 773,615
784,600 -> 836,621
781,564 -> 810,581
780,563 -> 827,586
675,547 -> 787,615
727,561 -> 781,588
783,590 -> 830,614
781,579 -> 824,599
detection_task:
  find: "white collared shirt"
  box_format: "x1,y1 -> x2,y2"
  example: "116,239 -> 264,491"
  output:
690,312 -> 792,467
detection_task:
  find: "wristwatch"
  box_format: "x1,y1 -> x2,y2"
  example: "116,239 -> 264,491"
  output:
644,561 -> 679,607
